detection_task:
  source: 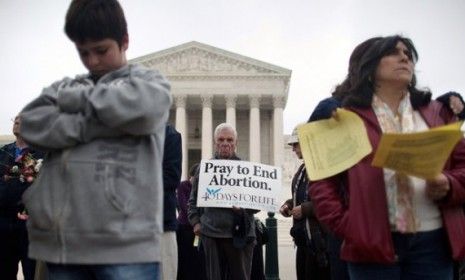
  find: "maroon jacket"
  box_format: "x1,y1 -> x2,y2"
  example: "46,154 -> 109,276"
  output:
310,100 -> 465,264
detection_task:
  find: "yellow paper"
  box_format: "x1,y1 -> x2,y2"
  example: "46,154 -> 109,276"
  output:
297,109 -> 372,180
372,122 -> 463,179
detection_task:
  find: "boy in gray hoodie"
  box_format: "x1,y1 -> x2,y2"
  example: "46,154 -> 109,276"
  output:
19,0 -> 171,279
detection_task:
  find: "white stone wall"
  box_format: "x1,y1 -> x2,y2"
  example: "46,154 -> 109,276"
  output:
0,135 -> 14,146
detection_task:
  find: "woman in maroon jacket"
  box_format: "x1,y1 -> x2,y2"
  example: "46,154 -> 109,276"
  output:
310,35 -> 465,280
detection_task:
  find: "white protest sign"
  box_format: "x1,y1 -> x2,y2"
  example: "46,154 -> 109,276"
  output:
197,159 -> 282,212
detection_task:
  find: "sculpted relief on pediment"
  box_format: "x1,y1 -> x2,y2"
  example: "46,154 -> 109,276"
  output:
140,48 -> 280,75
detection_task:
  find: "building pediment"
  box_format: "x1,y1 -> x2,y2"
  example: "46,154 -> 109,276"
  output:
130,41 -> 291,77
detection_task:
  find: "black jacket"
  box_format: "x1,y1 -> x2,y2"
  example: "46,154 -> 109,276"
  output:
163,124 -> 182,231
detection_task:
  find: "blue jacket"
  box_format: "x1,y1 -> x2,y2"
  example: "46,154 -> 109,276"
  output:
163,124 -> 182,231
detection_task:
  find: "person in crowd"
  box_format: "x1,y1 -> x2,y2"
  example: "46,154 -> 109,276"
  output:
438,91 -> 465,280
0,116 -> 43,280
162,124 -> 182,280
436,91 -> 465,121
280,125 -> 330,280
188,123 -> 258,280
309,35 -> 465,280
308,37 -> 465,280
311,90 -> 465,280
176,163 -> 207,280
307,37 -> 383,280
18,0 -> 171,279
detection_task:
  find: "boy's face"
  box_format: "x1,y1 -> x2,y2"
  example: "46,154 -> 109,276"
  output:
76,35 -> 128,78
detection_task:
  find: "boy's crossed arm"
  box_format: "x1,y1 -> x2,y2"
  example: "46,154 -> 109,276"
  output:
20,66 -> 171,151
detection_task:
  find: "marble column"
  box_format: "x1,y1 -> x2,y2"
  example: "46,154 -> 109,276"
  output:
249,95 -> 261,163
174,94 -> 188,180
225,94 -> 237,129
273,96 -> 286,168
201,94 -> 213,159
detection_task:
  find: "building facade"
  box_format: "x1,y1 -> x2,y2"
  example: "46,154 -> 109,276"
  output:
131,42 -> 292,179
0,42 -> 298,182
0,135 -> 14,147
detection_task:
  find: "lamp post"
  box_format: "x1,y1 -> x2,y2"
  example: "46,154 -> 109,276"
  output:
265,212 -> 280,280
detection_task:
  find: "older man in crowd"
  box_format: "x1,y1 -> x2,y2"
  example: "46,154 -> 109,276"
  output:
188,123 -> 258,280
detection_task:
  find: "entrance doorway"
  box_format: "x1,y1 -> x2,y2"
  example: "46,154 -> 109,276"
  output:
188,149 -> 201,173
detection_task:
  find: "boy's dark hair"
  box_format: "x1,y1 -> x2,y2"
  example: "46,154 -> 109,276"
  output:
65,0 -> 128,46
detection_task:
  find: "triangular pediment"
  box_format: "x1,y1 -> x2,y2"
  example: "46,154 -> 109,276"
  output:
130,41 -> 291,77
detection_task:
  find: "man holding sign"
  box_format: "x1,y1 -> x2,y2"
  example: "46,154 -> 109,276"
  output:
188,123 -> 259,280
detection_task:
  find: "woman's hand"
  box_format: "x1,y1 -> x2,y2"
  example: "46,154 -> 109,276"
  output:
232,205 -> 243,214
17,211 -> 29,220
291,205 -> 303,219
425,173 -> 450,201
193,223 -> 201,235
279,204 -> 292,217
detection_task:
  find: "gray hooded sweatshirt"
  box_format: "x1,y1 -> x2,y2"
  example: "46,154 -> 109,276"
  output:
20,64 -> 171,264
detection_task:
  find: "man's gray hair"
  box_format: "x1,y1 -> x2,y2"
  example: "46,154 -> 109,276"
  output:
214,123 -> 237,141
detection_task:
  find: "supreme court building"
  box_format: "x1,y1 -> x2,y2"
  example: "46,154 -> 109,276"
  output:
132,41 -> 292,180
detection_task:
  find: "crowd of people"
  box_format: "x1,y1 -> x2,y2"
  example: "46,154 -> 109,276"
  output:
1,0 -> 465,280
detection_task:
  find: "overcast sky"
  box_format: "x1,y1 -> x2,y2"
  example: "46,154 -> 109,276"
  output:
1,0 -> 464,135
